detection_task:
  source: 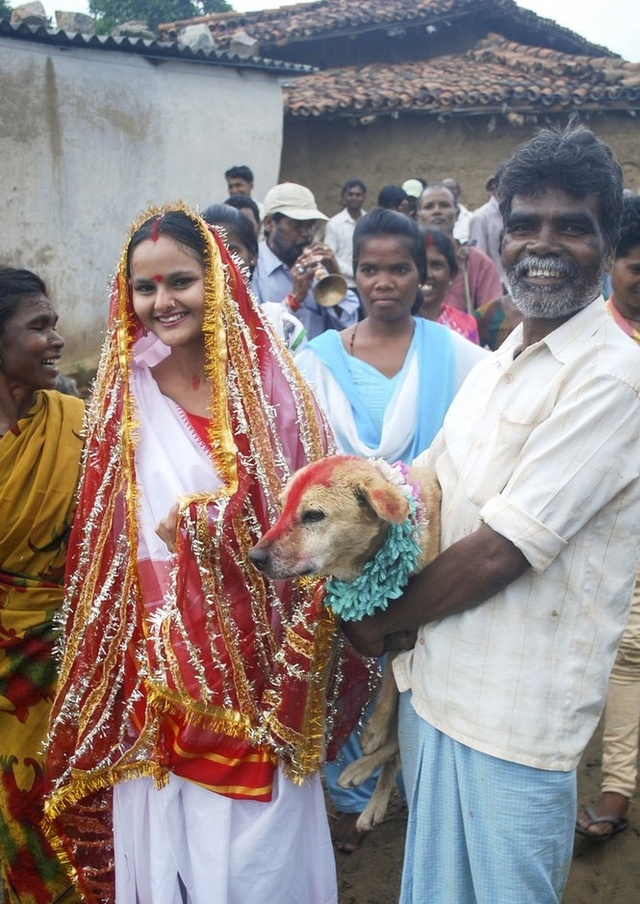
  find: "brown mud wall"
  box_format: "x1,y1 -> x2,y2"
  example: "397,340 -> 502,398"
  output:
281,112 -> 640,218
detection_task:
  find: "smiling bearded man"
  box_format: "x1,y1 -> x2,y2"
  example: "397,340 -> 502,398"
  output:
340,123 -> 640,904
503,187 -> 608,320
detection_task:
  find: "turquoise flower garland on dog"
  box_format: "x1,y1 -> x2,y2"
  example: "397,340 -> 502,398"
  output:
325,459 -> 424,621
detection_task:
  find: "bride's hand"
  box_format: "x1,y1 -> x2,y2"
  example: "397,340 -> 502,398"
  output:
156,501 -> 180,553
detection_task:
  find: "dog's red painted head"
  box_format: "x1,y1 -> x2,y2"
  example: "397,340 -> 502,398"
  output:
249,456 -> 411,582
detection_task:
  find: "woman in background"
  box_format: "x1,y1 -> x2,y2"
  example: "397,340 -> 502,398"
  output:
418,228 -> 479,344
202,202 -> 306,352
0,267 -> 83,903
296,208 -> 485,851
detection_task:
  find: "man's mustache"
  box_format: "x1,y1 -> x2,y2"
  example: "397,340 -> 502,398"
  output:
510,255 -> 579,281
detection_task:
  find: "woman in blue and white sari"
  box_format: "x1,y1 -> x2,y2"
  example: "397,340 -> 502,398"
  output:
295,207 -> 486,851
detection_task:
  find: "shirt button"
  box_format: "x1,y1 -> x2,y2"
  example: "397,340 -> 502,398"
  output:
419,637 -> 425,645
504,372 -> 514,383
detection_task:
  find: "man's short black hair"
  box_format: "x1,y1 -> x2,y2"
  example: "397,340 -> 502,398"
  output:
342,179 -> 367,195
225,165 -> 254,184
616,195 -> 640,259
224,194 -> 261,226
377,185 -> 408,209
499,122 -> 624,256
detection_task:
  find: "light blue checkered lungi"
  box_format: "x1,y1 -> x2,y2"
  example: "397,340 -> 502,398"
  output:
398,692 -> 576,904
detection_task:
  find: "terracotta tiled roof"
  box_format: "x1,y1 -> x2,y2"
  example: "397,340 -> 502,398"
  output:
283,35 -> 640,119
160,0 -> 477,42
158,0 -> 612,58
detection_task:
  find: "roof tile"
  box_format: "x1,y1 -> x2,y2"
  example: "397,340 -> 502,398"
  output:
159,0 -> 611,57
282,35 -> 640,119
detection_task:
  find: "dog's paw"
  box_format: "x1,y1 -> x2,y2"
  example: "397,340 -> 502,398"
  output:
360,719 -> 389,755
355,754 -> 400,830
337,757 -> 377,789
356,785 -> 393,831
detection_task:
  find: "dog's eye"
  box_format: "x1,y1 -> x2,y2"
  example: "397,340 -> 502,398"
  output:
354,487 -> 372,509
301,509 -> 326,524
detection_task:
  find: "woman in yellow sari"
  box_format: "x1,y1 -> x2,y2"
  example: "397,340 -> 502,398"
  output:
0,268 -> 84,903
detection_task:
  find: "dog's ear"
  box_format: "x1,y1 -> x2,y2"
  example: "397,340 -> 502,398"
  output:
353,472 -> 411,524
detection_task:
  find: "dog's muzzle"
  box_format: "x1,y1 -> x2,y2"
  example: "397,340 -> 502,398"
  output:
248,546 -> 269,572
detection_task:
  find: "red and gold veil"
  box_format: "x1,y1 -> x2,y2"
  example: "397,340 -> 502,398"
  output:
44,204 -> 373,901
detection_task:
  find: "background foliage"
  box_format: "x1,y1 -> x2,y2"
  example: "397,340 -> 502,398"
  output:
89,1 -> 232,33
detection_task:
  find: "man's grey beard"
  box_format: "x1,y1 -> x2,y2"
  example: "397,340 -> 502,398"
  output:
507,255 -> 604,320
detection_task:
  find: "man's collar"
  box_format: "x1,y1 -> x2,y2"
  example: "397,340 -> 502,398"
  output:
509,297 -> 605,360
334,206 -> 363,222
542,296 -> 605,358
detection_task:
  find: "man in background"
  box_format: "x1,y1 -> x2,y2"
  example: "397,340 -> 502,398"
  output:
252,182 -> 359,339
225,165 -> 255,198
469,165 -> 507,289
324,179 -> 367,287
442,176 -> 472,244
402,178 -> 427,220
417,183 -> 502,312
377,185 -> 411,215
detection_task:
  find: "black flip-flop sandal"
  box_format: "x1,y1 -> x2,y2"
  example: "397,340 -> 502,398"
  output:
575,806 -> 629,842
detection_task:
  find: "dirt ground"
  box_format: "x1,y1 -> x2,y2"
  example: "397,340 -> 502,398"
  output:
329,721 -> 640,903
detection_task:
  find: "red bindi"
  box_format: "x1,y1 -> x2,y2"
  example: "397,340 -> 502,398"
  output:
152,274 -> 163,283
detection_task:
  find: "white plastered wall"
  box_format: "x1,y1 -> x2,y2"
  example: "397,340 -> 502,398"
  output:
0,38 -> 283,366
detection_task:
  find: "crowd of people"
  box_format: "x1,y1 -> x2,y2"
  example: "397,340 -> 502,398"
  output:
1,124 -> 639,904
238,163 -> 525,354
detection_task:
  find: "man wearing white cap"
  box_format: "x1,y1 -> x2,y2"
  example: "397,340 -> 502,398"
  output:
402,178 -> 426,220
252,182 -> 360,340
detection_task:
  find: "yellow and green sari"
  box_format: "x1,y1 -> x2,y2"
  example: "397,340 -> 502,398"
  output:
0,390 -> 83,904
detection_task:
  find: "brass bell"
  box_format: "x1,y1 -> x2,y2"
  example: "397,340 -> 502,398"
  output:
312,266 -> 348,307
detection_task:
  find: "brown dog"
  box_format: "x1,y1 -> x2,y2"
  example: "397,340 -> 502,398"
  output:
249,455 -> 441,832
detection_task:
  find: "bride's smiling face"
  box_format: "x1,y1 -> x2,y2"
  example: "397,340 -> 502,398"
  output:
129,235 -> 206,350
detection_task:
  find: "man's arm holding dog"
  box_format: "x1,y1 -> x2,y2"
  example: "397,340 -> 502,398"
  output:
342,522 -> 529,657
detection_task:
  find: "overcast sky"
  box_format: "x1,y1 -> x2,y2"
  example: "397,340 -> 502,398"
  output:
28,0 -> 640,63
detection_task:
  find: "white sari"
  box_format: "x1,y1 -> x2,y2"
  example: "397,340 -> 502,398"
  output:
113,358 -> 336,904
